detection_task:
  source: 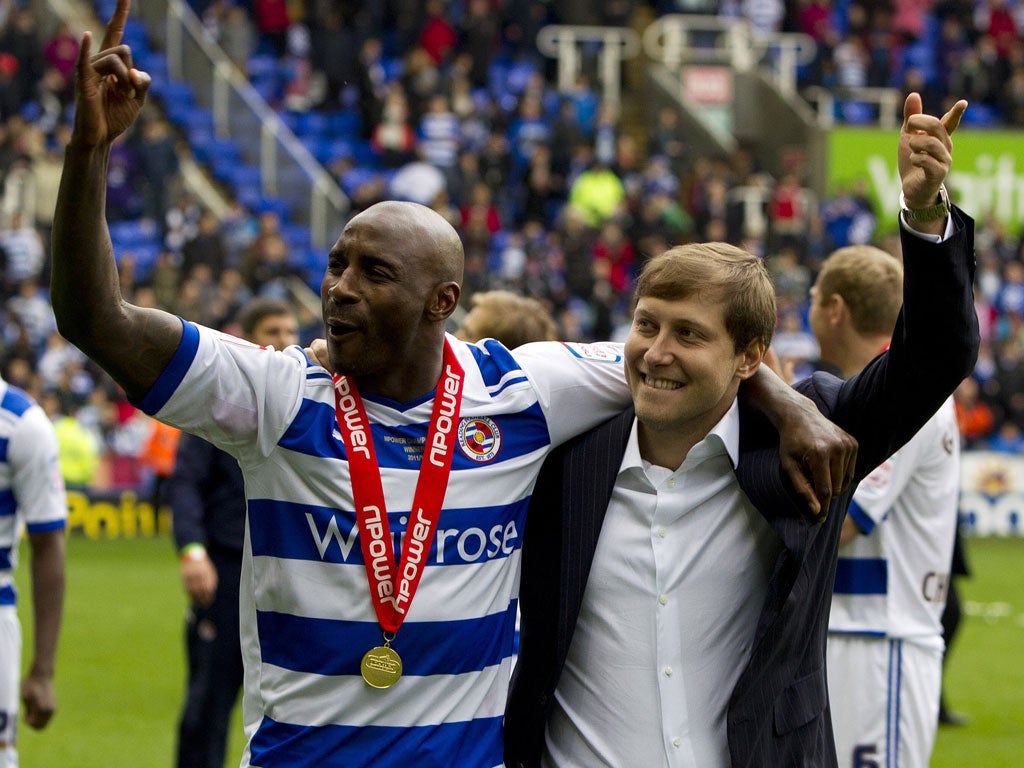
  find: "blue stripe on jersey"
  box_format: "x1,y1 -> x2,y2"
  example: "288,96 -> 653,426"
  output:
847,499 -> 876,535
466,339 -> 526,389
0,547 -> 11,569
827,628 -> 886,638
0,437 -> 8,462
276,398 -> 345,459
257,602 -> 516,677
833,557 -> 888,595
277,398 -> 550,468
250,714 -> 503,768
248,498 -> 526,566
0,489 -> 15,517
1,386 -> 32,417
0,584 -> 14,605
26,519 -> 66,534
132,319 -> 201,415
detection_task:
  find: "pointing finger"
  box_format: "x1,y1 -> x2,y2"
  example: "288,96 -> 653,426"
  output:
100,0 -> 132,50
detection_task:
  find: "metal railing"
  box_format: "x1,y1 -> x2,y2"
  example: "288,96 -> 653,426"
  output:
642,15 -> 816,98
803,85 -> 902,130
535,25 -> 641,108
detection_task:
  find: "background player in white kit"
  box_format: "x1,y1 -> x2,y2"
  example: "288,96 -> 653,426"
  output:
810,245 -> 961,768
0,374 -> 68,768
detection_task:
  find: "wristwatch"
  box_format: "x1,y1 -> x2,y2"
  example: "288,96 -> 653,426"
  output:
900,184 -> 950,223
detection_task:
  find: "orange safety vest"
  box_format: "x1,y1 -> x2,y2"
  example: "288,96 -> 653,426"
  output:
140,419 -> 181,478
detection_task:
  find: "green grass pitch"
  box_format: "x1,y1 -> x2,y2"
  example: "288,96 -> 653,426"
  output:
13,535 -> 1024,767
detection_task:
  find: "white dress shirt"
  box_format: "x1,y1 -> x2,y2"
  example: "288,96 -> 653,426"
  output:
542,401 -> 783,768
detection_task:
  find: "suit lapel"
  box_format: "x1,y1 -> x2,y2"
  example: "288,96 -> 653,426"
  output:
557,408 -> 634,662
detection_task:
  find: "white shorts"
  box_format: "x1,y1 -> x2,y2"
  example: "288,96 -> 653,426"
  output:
0,606 -> 20,768
827,635 -> 941,768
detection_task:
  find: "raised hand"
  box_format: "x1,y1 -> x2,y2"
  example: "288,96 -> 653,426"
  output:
72,0 -> 150,148
898,92 -> 967,210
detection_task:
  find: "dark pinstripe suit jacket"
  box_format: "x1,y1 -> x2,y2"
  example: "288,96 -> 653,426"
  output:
505,208 -> 979,768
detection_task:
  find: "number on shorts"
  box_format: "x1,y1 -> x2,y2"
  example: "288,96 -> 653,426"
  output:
853,744 -> 880,768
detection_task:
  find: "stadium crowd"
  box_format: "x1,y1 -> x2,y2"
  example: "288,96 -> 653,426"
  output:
1,0 -> 1023,495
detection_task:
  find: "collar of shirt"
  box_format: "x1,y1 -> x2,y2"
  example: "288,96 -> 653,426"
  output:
620,399 -> 741,482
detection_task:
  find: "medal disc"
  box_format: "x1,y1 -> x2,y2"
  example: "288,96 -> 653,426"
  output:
361,645 -> 403,688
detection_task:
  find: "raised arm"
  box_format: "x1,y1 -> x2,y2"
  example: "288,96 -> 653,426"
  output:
831,93 -> 978,480
51,0 -> 182,400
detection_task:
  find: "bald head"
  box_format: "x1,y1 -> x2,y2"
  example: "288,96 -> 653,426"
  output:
349,201 -> 465,286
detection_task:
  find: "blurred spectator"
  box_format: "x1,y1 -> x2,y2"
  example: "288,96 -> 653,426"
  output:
455,289 -> 559,348
311,8 -> 358,110
953,376 -> 996,449
0,209 -> 44,287
568,158 -> 625,228
418,92 -> 460,175
355,37 -> 387,140
0,8 -> 43,109
42,21 -> 78,95
182,210 -> 228,278
135,117 -> 180,226
51,393 -> 102,492
459,0 -> 500,88
460,181 -> 502,250
371,84 -> 416,168
6,277 -> 55,355
591,219 -> 635,295
987,420 -> 1024,453
253,0 -> 290,57
240,210 -> 294,295
218,3 -> 257,71
419,0 -> 457,66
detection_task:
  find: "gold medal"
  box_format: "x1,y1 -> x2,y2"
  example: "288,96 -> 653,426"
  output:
361,643 -> 403,689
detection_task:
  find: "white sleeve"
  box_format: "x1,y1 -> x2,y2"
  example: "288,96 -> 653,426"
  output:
133,321 -> 307,460
512,340 -> 631,447
850,421 -> 931,535
9,406 -> 67,531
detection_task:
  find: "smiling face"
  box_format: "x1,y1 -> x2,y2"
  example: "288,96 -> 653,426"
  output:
320,202 -> 462,400
625,293 -> 762,455
626,243 -> 775,466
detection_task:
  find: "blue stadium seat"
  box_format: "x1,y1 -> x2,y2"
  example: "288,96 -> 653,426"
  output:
381,58 -> 404,82
246,54 -> 280,80
151,80 -> 195,109
340,167 -> 380,196
328,111 -> 361,139
961,103 -> 1001,128
228,164 -> 263,194
294,111 -> 330,137
110,218 -> 161,247
117,243 -> 162,283
280,223 -> 312,251
255,196 -> 290,221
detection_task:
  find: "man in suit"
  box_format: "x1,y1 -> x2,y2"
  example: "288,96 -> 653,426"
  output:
505,92 -> 979,768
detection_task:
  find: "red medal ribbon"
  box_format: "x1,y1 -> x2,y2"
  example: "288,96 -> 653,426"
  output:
333,339 -> 465,634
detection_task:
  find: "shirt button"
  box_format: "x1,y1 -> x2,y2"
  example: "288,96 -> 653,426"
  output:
672,738 -> 681,748
659,595 -> 668,606
667,478 -> 676,488
658,528 -> 667,538
664,666 -> 673,677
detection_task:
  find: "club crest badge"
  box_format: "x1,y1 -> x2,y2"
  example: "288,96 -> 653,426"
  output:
458,417 -> 502,462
